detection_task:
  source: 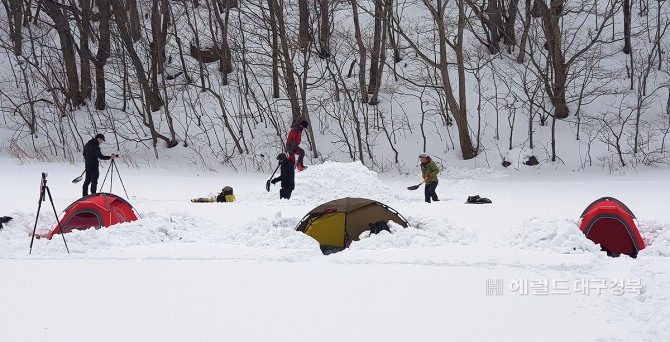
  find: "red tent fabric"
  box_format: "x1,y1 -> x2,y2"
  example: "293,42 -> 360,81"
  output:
579,197 -> 645,257
47,193 -> 138,239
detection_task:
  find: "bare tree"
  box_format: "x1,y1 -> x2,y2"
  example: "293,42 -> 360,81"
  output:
393,0 -> 478,159
2,0 -> 24,55
531,0 -> 621,119
42,0 -> 84,107
270,0 -> 303,122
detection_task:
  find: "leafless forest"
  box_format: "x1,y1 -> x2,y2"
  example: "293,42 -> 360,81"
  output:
0,0 -> 669,171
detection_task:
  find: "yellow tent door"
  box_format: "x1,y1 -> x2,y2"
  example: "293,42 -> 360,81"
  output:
304,213 -> 346,247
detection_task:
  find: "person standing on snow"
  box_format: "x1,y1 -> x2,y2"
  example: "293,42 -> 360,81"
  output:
285,120 -> 309,171
419,153 -> 439,203
270,153 -> 295,199
82,133 -> 117,197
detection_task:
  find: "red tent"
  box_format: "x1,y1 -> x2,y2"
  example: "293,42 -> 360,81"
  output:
579,197 -> 645,257
47,193 -> 138,239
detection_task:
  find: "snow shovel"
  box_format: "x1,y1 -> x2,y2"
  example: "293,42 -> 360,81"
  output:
407,177 -> 429,191
265,163 -> 281,192
72,170 -> 85,183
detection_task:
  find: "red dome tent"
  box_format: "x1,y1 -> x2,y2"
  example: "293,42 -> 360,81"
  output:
47,193 -> 138,239
579,197 -> 645,257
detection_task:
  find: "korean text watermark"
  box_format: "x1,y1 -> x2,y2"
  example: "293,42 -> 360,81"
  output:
486,278 -> 642,296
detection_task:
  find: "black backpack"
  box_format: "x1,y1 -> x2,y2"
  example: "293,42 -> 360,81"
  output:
0,216 -> 12,230
368,220 -> 390,235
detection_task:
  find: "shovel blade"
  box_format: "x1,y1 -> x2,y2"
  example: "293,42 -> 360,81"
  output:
407,184 -> 420,191
72,176 -> 83,184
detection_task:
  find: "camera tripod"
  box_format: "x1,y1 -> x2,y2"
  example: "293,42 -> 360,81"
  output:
29,172 -> 69,254
99,159 -> 130,199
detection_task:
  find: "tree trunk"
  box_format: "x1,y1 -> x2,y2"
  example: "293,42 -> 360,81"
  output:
5,0 -> 24,55
42,0 -> 83,107
127,0 -> 142,42
623,0 -> 632,54
271,0 -> 302,122
368,0 -> 383,95
485,0 -> 502,53
538,0 -> 569,118
298,0 -> 310,50
268,0 -> 280,98
94,0 -> 111,110
516,0 -> 532,63
79,0 -> 92,99
149,0 -> 168,105
350,0 -> 368,103
504,0 -> 519,47
111,0 -> 163,112
213,0 -> 233,77
318,0 -> 331,58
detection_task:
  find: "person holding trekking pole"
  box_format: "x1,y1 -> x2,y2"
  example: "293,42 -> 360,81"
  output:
82,133 -> 117,197
419,153 -> 439,203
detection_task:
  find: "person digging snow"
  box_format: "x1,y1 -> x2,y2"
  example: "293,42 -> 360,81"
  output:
270,153 -> 295,199
419,153 -> 440,203
285,120 -> 309,171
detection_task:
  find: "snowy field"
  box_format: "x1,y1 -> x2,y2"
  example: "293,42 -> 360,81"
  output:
1,158 -> 670,341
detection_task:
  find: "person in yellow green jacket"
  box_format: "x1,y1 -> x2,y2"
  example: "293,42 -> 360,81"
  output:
419,153 -> 440,203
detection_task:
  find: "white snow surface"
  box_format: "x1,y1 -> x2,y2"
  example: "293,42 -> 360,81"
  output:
1,159 -> 670,341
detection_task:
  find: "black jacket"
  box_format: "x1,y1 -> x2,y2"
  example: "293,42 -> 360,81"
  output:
83,138 -> 111,168
272,159 -> 295,190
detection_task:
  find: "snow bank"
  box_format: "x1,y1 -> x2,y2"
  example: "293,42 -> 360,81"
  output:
507,217 -> 600,254
349,216 -> 476,250
638,220 -> 670,257
0,211 -> 321,259
241,161 -> 399,205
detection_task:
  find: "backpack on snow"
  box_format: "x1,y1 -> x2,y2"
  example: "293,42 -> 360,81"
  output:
216,186 -> 235,202
368,220 -> 391,235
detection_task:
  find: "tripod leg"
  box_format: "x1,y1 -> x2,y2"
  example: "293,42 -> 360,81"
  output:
46,186 -> 69,254
112,160 -> 130,199
99,161 -> 113,193
29,190 -> 45,254
110,159 -> 114,194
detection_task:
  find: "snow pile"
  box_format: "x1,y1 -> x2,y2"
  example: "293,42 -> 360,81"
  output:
211,212 -> 321,252
507,218 -> 601,254
244,161 -> 398,205
638,220 -> 670,257
0,211 -> 321,258
0,212 -> 209,258
350,216 -> 476,250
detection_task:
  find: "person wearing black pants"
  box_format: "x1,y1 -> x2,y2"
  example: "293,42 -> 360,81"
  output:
82,133 -> 116,197
271,153 -> 295,199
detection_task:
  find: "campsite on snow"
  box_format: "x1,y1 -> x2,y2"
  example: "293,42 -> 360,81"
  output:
2,0 -> 670,341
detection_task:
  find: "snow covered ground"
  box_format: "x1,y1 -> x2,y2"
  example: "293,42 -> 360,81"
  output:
1,158 -> 669,341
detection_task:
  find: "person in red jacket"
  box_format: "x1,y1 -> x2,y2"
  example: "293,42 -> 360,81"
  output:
286,120 -> 309,171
